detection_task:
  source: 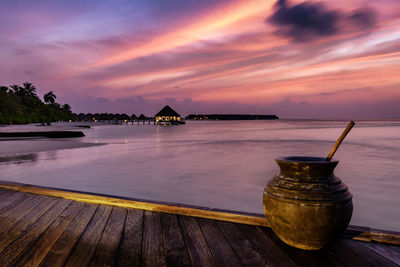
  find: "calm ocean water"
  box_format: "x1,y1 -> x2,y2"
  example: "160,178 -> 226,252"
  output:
0,120 -> 399,231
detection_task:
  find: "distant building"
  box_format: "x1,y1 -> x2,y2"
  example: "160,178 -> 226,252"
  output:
137,114 -> 147,120
155,105 -> 185,125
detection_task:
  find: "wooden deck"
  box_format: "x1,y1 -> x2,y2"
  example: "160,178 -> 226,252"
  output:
0,187 -> 399,266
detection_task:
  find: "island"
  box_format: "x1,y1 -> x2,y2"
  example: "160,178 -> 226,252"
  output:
185,114 -> 279,120
0,83 -> 72,125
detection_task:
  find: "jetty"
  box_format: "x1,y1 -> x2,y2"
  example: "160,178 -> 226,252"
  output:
186,114 -> 279,120
0,131 -> 85,139
0,181 -> 399,266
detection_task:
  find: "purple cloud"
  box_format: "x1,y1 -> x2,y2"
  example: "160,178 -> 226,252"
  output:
267,0 -> 377,42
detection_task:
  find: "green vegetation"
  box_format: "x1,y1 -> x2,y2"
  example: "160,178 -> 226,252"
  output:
0,82 -> 73,125
73,113 -> 134,121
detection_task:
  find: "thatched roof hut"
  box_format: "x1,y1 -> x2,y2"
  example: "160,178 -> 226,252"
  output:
155,105 -> 184,124
155,105 -> 180,117
137,114 -> 147,120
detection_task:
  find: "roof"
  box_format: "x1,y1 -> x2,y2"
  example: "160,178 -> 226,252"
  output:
137,114 -> 147,120
155,105 -> 180,117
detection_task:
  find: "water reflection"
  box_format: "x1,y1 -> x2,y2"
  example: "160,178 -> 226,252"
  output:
0,120 -> 399,232
0,153 -> 38,164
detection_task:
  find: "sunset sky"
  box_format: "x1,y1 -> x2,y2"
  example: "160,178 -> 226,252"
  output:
1,0 -> 399,118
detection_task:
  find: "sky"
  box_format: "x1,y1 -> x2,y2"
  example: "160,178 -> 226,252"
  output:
1,0 -> 399,118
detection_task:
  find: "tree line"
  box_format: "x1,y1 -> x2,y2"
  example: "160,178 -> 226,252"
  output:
73,113 -> 149,121
0,82 -> 73,125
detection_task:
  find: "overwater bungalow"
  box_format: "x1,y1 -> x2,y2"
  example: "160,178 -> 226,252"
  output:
137,114 -> 147,120
155,105 -> 185,125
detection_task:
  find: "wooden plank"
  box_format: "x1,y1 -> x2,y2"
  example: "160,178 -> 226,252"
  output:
344,225 -> 400,245
360,242 -> 400,265
0,188 -> 12,198
15,201 -> 85,266
0,190 -> 24,210
353,232 -> 400,245
336,239 -> 399,266
160,213 -> 191,266
0,195 -> 58,253
178,215 -> 217,267
40,203 -> 98,266
196,218 -> 242,267
2,181 -> 400,246
236,224 -> 296,267
0,188 -> 10,195
0,194 -> 43,234
64,205 -> 113,266
260,227 -> 341,267
142,211 -> 166,267
324,239 -> 381,267
91,206 -> 127,267
116,209 -> 143,267
0,181 -> 270,227
216,220 -> 265,266
0,198 -> 72,265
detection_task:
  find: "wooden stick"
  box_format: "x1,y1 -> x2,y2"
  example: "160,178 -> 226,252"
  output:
326,121 -> 355,161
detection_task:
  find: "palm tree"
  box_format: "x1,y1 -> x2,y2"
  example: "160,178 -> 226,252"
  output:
9,84 -> 21,94
44,91 -> 56,104
22,82 -> 37,97
62,104 -> 71,113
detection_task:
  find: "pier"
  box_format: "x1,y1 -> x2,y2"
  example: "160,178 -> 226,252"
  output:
0,181 -> 399,266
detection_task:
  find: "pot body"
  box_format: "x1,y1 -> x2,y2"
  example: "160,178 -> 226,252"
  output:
263,156 -> 353,250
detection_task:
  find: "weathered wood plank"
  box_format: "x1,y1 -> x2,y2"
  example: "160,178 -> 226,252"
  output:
0,186 -> 398,267
0,198 -> 72,265
63,205 -> 112,266
197,218 -> 242,267
117,209 -> 143,267
0,188 -> 13,199
344,225 -> 400,245
360,242 -> 400,265
40,203 -> 98,266
178,215 -> 217,267
0,188 -> 10,195
0,181 -> 269,227
343,225 -> 400,244
324,240 -> 381,266
260,227 -> 341,267
0,195 -> 58,254
0,190 -> 24,210
142,211 -> 166,267
160,213 -> 191,267
15,200 -> 84,266
335,239 -> 399,267
216,220 -> 265,266
236,224 -> 296,267
0,194 -> 43,233
91,206 -> 127,267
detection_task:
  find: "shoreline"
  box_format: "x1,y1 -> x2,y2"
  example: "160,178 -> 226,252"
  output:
0,140 -> 105,157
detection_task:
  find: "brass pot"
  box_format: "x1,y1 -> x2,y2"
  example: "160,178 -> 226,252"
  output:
263,156 -> 353,250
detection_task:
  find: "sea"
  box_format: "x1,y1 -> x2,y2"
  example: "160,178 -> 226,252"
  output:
0,120 -> 399,232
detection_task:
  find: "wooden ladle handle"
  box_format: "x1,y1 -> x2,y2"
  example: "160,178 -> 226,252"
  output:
326,121 -> 355,161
